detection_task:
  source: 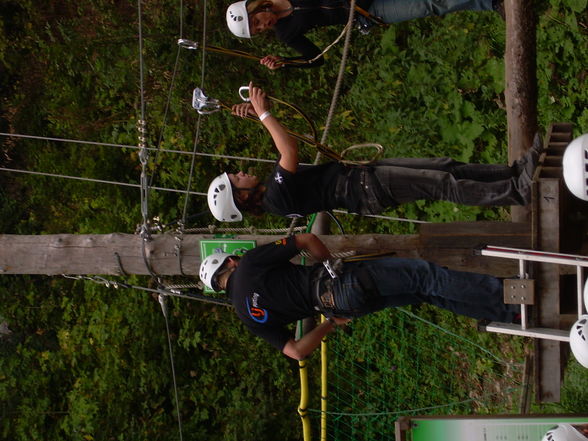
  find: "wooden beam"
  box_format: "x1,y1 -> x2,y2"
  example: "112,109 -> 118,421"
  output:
0,222 -> 531,276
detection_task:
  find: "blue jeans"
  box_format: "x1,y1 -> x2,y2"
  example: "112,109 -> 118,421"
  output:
331,258 -> 518,322
368,0 -> 494,23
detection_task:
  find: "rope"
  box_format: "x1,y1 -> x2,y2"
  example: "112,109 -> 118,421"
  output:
397,307 -> 520,368
318,0 -> 356,153
307,387 -> 522,417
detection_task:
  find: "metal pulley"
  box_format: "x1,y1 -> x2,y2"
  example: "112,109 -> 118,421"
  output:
192,88 -> 221,114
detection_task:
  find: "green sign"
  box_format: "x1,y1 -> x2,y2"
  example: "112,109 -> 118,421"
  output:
199,239 -> 257,293
396,415 -> 588,441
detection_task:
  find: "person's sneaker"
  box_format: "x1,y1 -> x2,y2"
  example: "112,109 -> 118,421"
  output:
514,132 -> 544,180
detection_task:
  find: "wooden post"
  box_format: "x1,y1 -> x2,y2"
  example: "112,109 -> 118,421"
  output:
0,222 -> 531,276
505,0 -> 538,222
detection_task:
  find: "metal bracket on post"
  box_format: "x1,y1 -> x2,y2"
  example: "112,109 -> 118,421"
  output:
503,279 -> 535,305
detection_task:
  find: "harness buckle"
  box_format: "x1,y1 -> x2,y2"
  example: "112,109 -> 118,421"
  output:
320,291 -> 336,309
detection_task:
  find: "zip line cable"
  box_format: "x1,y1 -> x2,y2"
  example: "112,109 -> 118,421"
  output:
0,132 -> 280,164
137,0 -> 182,439
0,167 -> 206,196
180,0 -> 209,226
137,0 -> 151,243
158,294 -> 183,441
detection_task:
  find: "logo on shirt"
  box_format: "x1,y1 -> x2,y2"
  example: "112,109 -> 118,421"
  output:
274,238 -> 287,246
246,293 -> 268,323
274,172 -> 284,184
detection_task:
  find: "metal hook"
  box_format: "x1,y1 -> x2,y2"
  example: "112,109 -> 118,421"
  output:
192,88 -> 221,115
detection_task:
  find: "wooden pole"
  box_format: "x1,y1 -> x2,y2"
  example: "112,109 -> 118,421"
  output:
505,0 -> 538,222
0,222 -> 531,276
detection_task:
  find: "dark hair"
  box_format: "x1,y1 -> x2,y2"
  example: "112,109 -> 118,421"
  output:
233,186 -> 266,217
247,0 -> 274,15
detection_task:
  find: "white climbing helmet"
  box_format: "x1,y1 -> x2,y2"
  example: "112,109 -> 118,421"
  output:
562,133 -> 588,201
542,423 -> 587,441
226,1 -> 251,38
199,252 -> 234,292
207,173 -> 242,222
569,314 -> 588,369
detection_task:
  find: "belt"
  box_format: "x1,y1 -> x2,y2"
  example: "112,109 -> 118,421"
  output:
311,265 -> 377,316
312,267 -> 337,316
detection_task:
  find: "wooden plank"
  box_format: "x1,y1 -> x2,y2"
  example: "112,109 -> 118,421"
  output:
419,221 -> 531,249
532,123 -> 572,403
418,221 -> 531,275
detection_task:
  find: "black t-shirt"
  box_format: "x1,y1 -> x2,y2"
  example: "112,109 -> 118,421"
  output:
274,0 -> 373,67
262,162 -> 361,217
227,236 -> 318,351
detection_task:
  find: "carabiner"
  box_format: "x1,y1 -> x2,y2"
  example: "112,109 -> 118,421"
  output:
238,85 -> 251,102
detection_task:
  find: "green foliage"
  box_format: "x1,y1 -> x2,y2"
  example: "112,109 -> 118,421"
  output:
1,1 -> 587,440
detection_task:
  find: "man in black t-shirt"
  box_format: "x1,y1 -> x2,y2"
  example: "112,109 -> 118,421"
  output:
199,233 -> 519,360
207,83 -> 541,223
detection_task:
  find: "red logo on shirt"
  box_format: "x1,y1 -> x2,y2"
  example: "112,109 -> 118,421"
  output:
274,238 -> 287,246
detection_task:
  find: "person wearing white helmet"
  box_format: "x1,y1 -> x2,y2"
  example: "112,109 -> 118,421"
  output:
199,232 -> 520,359
207,83 -> 542,222
569,314 -> 588,369
199,252 -> 237,292
226,0 -> 505,69
542,423 -> 588,441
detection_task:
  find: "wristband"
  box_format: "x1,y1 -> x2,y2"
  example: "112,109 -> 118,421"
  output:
259,111 -> 271,122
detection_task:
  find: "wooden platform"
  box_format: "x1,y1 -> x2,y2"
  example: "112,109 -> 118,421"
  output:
531,123 -> 587,402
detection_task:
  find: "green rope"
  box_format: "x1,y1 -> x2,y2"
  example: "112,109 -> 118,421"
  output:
307,387 -> 522,417
396,307 -> 520,369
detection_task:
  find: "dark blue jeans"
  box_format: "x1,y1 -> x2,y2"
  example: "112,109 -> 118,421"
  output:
331,258 -> 518,322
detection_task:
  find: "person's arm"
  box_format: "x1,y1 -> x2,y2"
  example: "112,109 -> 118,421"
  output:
294,233 -> 332,261
282,317 -> 351,360
248,81 -> 298,173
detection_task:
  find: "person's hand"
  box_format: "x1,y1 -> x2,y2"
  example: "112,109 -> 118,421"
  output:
332,317 -> 352,326
248,81 -> 270,117
260,55 -> 284,70
231,102 -> 256,118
